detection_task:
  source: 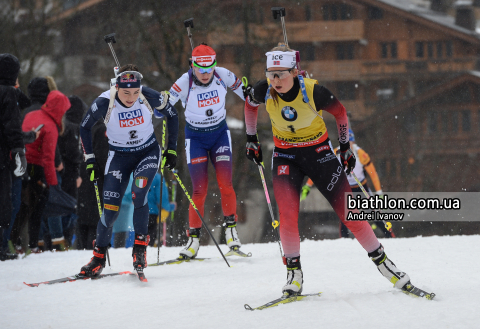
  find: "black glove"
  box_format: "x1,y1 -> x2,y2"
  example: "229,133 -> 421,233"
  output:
246,134 -> 262,165
86,160 -> 100,182
162,149 -> 177,170
11,148 -> 27,177
242,84 -> 253,100
339,141 -> 356,175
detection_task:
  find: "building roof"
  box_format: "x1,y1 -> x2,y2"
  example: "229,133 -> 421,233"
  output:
360,0 -> 480,43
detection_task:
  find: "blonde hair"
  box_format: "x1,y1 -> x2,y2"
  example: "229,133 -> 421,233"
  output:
268,43 -> 297,105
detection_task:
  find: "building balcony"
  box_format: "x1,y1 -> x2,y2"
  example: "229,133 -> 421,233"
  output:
362,58 -> 478,77
209,20 -> 365,46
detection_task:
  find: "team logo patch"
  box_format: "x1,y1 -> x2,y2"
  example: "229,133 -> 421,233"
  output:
132,191 -> 136,200
191,156 -> 208,164
281,106 -> 297,122
119,73 -> 137,83
216,155 -> 230,162
172,83 -> 181,92
105,204 -> 119,211
273,152 -> 295,159
278,165 -> 289,175
135,177 -> 148,188
316,145 -> 330,153
197,90 -> 220,107
273,61 -> 280,65
118,110 -> 144,128
104,191 -> 120,198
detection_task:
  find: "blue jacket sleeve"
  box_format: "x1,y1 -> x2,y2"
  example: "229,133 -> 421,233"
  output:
142,86 -> 179,151
80,97 -> 109,156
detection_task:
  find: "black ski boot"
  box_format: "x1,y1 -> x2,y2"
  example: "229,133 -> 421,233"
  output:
79,245 -> 107,277
133,234 -> 149,272
0,248 -> 18,261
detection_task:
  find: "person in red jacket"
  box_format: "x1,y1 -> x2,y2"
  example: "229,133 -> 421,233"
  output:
22,90 -> 71,253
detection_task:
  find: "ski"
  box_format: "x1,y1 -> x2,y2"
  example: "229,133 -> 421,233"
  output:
136,271 -> 148,282
401,282 -> 435,300
149,256 -> 209,266
225,246 -> 252,258
245,292 -> 322,311
24,271 -> 133,287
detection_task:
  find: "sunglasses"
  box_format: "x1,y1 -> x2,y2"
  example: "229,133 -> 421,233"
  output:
193,61 -> 216,74
265,68 -> 294,80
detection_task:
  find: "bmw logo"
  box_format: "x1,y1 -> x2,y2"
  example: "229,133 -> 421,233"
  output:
281,106 -> 297,121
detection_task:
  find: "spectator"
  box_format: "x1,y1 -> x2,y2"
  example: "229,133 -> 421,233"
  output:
2,79 -> 38,254
147,172 -> 176,246
40,95 -> 86,251
11,76 -> 58,253
76,121 -> 109,250
21,90 -> 71,253
0,53 -> 27,261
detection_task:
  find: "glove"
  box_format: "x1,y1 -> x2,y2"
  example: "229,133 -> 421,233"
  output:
86,160 -> 100,182
376,190 -> 384,199
245,134 -> 262,165
339,141 -> 356,175
300,184 -> 311,202
242,84 -> 260,106
242,84 -> 253,100
154,91 -> 171,117
162,149 -> 177,170
12,148 -> 27,177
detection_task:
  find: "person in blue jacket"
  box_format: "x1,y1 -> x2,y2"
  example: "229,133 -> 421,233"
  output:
147,172 -> 176,246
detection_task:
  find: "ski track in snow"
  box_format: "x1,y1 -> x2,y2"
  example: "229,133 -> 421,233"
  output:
1,235 -> 478,329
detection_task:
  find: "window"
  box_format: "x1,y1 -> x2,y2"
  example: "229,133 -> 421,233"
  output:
427,42 -> 434,58
436,42 -> 443,59
381,43 -> 388,59
451,111 -> 459,132
337,82 -> 357,100
340,4 -> 352,20
462,111 -> 471,131
391,42 -> 397,58
368,6 -> 383,20
442,111 -> 449,131
323,3 -> 352,20
446,41 -> 453,57
380,42 -> 397,59
415,42 -> 424,58
336,43 -> 354,60
305,5 -> 312,21
428,111 -> 437,133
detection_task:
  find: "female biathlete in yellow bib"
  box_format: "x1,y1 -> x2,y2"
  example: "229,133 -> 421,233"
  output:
242,44 -> 418,296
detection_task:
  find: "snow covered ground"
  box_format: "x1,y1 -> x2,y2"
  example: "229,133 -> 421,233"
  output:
1,235 -> 478,329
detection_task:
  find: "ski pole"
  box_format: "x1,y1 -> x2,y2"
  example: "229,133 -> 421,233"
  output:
157,117 -> 166,264
241,76 -> 283,258
258,163 -> 284,258
172,171 -> 230,267
350,171 -> 393,232
93,180 -> 110,267
184,18 -> 195,51
169,169 -> 178,245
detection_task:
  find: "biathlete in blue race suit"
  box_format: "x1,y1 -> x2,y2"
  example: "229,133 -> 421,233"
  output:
78,64 -> 179,277
168,44 -> 246,258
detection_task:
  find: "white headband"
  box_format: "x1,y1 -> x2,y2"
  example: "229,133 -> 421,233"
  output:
265,51 -> 296,69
